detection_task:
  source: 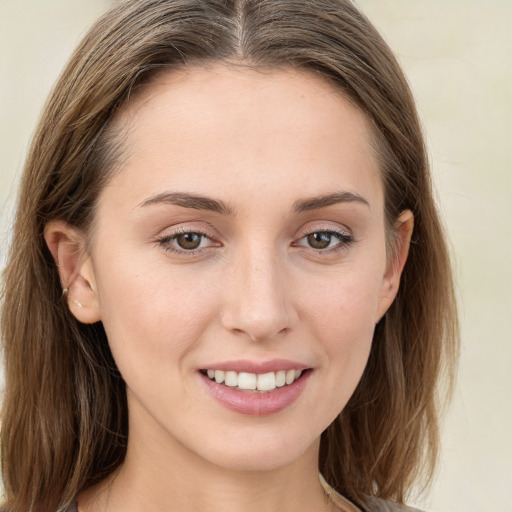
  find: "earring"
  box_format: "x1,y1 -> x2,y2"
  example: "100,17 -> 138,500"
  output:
62,286 -> 84,308
73,300 -> 85,309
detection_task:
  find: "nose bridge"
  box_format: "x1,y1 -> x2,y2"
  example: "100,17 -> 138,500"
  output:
221,238 -> 296,341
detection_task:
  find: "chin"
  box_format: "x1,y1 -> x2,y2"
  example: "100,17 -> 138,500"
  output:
195,428 -> 319,473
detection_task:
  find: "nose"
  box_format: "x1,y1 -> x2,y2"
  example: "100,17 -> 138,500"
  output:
220,247 -> 298,342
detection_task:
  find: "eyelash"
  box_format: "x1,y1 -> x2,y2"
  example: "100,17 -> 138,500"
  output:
155,227 -> 354,255
156,228 -> 218,255
293,228 -> 355,253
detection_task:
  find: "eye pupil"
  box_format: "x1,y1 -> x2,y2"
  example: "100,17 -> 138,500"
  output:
176,233 -> 202,250
307,232 -> 331,249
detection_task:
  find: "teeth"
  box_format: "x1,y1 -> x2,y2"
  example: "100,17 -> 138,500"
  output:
275,370 -> 286,387
257,372 -> 276,391
204,368 -> 305,391
238,372 -> 257,390
224,371 -> 238,387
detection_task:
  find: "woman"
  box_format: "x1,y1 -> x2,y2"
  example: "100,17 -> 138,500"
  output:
0,1 -> 458,511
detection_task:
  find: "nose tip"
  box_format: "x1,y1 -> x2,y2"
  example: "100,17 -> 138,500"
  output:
220,260 -> 297,342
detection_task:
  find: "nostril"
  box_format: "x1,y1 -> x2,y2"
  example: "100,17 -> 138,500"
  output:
235,326 -> 289,343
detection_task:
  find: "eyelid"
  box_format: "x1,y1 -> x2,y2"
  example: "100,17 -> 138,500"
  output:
154,223 -> 222,254
157,225 -> 214,240
292,223 -> 355,252
299,224 -> 352,238
297,220 -> 353,240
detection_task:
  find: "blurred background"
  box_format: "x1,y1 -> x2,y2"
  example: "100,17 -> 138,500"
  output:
0,1 -> 511,511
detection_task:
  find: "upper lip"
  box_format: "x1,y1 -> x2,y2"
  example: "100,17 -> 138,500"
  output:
199,359 -> 310,374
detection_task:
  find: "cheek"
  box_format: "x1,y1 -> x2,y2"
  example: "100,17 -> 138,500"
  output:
93,249 -> 219,383
304,264 -> 384,377
306,261 -> 384,331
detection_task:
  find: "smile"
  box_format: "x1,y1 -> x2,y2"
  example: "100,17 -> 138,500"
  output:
199,365 -> 312,416
202,369 -> 303,392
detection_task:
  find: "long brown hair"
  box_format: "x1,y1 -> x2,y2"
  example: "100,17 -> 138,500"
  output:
1,1 -> 458,511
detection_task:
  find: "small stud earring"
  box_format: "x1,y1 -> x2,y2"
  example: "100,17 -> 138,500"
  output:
73,300 -> 85,309
62,287 -> 69,296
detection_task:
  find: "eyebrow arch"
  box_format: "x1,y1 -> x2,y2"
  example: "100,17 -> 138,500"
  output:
138,192 -> 233,215
293,191 -> 370,213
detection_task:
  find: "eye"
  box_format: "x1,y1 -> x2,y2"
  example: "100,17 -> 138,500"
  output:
174,232 -> 204,250
306,232 -> 335,250
294,229 -> 354,251
157,229 -> 219,254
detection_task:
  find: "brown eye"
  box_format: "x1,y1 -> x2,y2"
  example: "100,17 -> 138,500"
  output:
175,233 -> 203,250
306,232 -> 333,249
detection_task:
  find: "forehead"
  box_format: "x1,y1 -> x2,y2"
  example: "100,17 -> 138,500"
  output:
104,63 -> 382,211
121,63 -> 371,142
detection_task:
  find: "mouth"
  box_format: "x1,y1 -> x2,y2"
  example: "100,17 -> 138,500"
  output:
198,364 -> 312,415
200,368 -> 309,393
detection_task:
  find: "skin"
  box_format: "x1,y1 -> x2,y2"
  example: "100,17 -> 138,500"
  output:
45,64 -> 413,512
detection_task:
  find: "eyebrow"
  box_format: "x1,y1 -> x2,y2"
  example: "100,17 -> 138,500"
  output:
293,191 -> 370,212
138,192 -> 233,215
138,190 -> 369,215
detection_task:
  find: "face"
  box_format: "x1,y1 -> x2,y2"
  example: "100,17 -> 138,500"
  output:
52,64 -> 411,473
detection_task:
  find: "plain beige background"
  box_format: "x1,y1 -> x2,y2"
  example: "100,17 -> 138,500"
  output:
1,1 -> 511,511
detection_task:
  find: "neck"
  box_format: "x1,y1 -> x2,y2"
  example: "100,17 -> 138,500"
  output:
78,413 -> 332,512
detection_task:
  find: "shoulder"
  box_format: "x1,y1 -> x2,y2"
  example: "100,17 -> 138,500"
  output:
319,474 -> 424,512
364,495 -> 424,512
60,502 -> 78,512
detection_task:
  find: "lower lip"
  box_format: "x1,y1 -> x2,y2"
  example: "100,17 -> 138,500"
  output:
200,371 -> 311,416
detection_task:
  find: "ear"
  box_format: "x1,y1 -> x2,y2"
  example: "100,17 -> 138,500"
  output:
376,210 -> 414,322
44,221 -> 101,324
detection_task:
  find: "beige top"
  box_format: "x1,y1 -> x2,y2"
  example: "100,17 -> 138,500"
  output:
65,477 -> 423,512
320,474 -> 423,512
